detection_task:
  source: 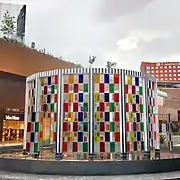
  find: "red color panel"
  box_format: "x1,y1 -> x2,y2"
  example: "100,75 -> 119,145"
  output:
62,142 -> 68,152
124,85 -> 128,94
26,142 -> 30,152
115,132 -> 120,142
63,103 -> 68,112
126,142 -> 130,152
63,122 -> 68,132
27,122 -> 31,132
132,104 -> 136,112
154,131 -> 157,140
74,84 -> 79,93
114,112 -> 119,122
134,141 -> 137,151
100,102 -> 105,112
44,86 -> 47,94
54,94 -> 58,103
73,142 -> 78,152
55,75 -> 58,84
100,122 -> 105,131
114,74 -> 119,84
73,122 -> 78,131
114,93 -> 119,102
132,85 -> 136,94
48,113 -> 51,118
125,103 -> 129,112
126,122 -> 130,131
64,84 -> 69,93
54,113 -> 57,122
133,122 -> 137,131
100,142 -> 105,152
99,83 -> 105,93
73,103 -> 78,112
53,132 -> 57,141
152,82 -> 155,90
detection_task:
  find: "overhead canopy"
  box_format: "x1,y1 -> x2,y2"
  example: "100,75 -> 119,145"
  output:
0,39 -> 80,77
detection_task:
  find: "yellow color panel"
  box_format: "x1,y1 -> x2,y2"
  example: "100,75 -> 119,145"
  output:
94,92 -> 100,102
68,75 -> 74,83
94,74 -> 100,83
127,76 -> 132,85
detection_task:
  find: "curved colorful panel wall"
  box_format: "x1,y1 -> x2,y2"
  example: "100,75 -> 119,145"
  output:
24,68 -> 159,160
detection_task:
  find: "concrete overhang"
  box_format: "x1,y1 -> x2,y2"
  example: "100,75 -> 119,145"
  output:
0,38 -> 80,77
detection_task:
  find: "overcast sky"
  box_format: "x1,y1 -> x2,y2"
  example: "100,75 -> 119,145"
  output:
1,0 -> 180,70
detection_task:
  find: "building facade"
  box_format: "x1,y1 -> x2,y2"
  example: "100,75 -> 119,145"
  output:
140,61 -> 180,82
23,68 -> 159,160
0,2 -> 26,44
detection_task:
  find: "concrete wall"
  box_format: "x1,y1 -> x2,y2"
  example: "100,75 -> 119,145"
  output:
0,157 -> 180,175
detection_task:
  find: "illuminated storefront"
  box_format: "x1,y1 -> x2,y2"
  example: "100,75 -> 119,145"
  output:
1,109 -> 24,144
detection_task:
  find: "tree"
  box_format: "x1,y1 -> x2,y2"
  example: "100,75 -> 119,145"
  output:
0,10 -> 16,38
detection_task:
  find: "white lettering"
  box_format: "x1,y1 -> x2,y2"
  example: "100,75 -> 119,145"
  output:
5,115 -> 20,120
158,62 -> 180,66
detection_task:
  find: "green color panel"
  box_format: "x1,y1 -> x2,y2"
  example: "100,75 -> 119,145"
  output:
109,103 -> 114,112
51,85 -> 55,94
110,122 -> 115,132
139,86 -> 143,95
83,103 -> 88,112
84,84 -> 88,92
140,122 -> 144,131
140,104 -> 143,113
34,143 -> 39,153
110,142 -> 115,152
83,142 -> 88,152
35,122 -> 39,132
109,84 -> 114,93
51,103 -> 54,112
141,141 -> 145,151
83,122 -> 88,132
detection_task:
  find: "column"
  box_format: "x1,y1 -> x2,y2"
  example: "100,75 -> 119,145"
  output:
120,70 -> 126,159
23,81 -> 29,155
55,70 -> 63,159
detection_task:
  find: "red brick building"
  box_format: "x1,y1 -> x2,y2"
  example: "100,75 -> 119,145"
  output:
140,61 -> 180,82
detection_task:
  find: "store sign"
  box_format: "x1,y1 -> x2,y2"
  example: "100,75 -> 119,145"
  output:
5,115 -> 20,120
156,62 -> 180,66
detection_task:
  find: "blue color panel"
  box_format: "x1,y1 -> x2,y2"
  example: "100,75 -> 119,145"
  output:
105,93 -> 109,102
48,77 -> 51,85
47,95 -> 51,103
104,74 -> 109,83
105,112 -> 110,122
105,132 -> 110,142
79,93 -> 83,102
79,74 -> 84,83
136,95 -> 139,104
30,132 -> 35,142
78,132 -> 83,142
136,113 -> 140,122
137,132 -> 141,141
33,80 -> 36,88
78,112 -> 83,121
32,112 -> 36,122
135,77 -> 139,86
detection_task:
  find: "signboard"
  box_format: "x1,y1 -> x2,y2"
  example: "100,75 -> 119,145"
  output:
4,113 -> 24,121
156,62 -> 180,66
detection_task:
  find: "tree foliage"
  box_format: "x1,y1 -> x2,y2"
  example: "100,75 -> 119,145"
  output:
0,10 -> 16,38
